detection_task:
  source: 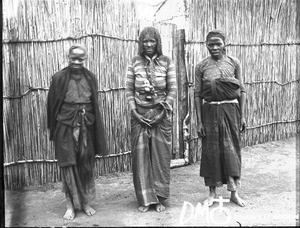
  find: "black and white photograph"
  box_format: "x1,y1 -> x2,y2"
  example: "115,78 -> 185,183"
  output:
2,0 -> 299,226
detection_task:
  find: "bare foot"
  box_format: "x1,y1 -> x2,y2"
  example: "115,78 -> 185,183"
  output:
83,204 -> 96,216
203,192 -> 217,207
155,203 -> 165,212
63,208 -> 75,220
230,194 -> 246,207
138,205 -> 150,212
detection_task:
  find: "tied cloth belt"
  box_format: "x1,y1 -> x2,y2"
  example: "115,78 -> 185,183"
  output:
57,102 -> 93,159
135,91 -> 167,99
203,99 -> 238,105
73,107 -> 89,159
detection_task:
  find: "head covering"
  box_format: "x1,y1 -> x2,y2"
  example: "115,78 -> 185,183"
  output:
138,27 -> 163,57
206,29 -> 226,43
68,44 -> 87,58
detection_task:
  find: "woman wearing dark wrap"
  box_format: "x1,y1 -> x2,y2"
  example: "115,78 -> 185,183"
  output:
194,30 -> 247,207
47,44 -> 108,220
126,27 -> 177,212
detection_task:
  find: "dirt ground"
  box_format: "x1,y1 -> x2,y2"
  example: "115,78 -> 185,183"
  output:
4,137 -> 299,227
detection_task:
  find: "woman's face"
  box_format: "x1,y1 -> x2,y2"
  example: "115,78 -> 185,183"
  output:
206,37 -> 225,58
68,48 -> 86,70
142,34 -> 157,58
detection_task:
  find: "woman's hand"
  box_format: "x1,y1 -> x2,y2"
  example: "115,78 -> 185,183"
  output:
240,118 -> 246,133
197,123 -> 206,138
132,109 -> 151,127
149,110 -> 165,126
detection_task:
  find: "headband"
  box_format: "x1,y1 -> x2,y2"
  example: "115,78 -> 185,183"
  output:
206,29 -> 226,43
69,44 -> 87,57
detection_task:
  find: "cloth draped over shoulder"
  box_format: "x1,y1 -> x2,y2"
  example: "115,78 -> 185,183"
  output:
47,67 -> 108,156
194,55 -> 245,189
200,77 -> 241,102
194,55 -> 246,101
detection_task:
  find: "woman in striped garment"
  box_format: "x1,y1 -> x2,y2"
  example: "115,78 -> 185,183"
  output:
194,29 -> 247,207
126,27 -> 177,212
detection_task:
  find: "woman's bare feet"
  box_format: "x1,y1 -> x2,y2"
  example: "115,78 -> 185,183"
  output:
230,191 -> 246,207
63,207 -> 75,220
138,205 -> 150,212
203,187 -> 217,207
155,202 -> 166,212
82,203 -> 96,216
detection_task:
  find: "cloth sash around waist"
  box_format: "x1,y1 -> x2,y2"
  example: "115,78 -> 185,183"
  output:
203,99 -> 238,105
136,103 -> 163,115
135,91 -> 167,104
56,102 -> 95,127
135,91 -> 167,97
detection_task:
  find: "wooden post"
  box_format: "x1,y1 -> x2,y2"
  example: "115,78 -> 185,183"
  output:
175,29 -> 188,158
297,0 -> 300,163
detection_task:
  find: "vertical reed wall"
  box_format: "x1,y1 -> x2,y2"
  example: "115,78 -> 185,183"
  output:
3,0 -> 139,190
185,0 -> 299,162
3,0 -> 299,190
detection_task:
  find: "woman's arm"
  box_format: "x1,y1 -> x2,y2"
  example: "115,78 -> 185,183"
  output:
125,58 -> 151,127
125,60 -> 137,111
194,64 -> 206,137
234,59 -> 246,132
165,59 -> 177,106
149,58 -> 176,125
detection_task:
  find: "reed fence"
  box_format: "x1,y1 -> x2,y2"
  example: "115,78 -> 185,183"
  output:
3,0 -> 139,190
3,0 -> 299,190
185,0 -> 299,162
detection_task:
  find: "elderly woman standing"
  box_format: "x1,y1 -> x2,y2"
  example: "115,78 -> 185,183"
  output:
126,27 -> 177,212
47,44 -> 108,220
194,30 -> 247,207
